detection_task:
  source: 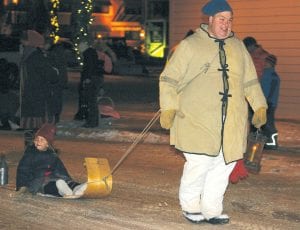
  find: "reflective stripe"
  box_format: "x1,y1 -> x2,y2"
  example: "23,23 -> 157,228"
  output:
265,133 -> 278,146
160,75 -> 179,87
244,78 -> 259,88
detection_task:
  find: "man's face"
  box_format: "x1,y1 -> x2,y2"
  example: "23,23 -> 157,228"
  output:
208,11 -> 233,39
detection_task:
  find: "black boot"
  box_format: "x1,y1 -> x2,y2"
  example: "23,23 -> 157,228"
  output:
74,107 -> 88,121
74,86 -> 88,120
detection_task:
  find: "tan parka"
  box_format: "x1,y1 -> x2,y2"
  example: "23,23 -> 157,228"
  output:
159,24 -> 267,163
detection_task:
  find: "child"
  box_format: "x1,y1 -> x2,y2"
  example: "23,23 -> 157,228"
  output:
260,54 -> 281,150
16,123 -> 87,197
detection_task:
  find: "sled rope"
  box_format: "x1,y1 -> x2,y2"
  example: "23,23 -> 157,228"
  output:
101,109 -> 161,182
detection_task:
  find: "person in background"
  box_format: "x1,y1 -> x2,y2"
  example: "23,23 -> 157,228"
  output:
159,0 -> 267,225
0,58 -> 19,130
19,30 -> 58,147
260,54 -> 280,150
16,123 -> 87,197
94,39 -> 116,74
243,36 -> 269,79
74,41 -> 104,128
94,39 -> 117,64
47,42 -> 68,124
243,37 -> 270,133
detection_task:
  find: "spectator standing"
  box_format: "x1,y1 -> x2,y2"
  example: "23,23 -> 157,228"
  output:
159,0 -> 267,225
0,58 -> 19,130
243,36 -> 269,79
74,42 -> 104,128
94,40 -> 116,73
47,42 -> 68,123
94,39 -> 117,63
260,54 -> 280,149
19,30 -> 58,146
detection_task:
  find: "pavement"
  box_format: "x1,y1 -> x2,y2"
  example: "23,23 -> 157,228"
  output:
0,72 -> 299,229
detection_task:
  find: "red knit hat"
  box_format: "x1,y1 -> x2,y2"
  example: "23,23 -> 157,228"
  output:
35,123 -> 56,144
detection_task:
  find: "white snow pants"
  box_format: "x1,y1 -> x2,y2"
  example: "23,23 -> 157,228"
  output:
179,151 -> 236,219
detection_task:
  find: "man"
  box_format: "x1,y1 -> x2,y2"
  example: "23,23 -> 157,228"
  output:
74,41 -> 104,128
159,0 -> 267,225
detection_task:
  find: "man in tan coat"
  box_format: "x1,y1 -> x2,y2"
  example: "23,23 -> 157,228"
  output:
159,0 -> 267,225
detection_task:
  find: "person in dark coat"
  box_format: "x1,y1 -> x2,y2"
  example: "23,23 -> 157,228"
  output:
74,42 -> 104,128
243,36 -> 270,133
19,30 -> 58,146
0,58 -> 19,130
260,54 -> 281,149
47,42 -> 68,124
243,36 -> 269,79
16,123 -> 87,197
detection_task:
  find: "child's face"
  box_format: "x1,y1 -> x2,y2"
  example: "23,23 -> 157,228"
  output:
34,136 -> 49,151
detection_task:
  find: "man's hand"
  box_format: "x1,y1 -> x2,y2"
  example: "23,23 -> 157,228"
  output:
252,107 -> 267,128
160,110 -> 176,130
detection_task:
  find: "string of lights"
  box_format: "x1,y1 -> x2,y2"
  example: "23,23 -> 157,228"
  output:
73,0 -> 94,66
49,0 -> 60,44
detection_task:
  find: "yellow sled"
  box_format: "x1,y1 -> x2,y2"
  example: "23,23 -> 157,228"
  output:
82,157 -> 112,198
81,110 -> 161,198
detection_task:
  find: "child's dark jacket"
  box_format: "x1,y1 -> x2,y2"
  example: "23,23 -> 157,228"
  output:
16,145 -> 72,193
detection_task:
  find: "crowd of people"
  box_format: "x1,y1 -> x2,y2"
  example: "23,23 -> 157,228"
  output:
0,29 -> 106,146
0,29 -> 103,198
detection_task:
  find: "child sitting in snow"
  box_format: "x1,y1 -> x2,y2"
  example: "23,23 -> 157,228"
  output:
16,123 -> 87,197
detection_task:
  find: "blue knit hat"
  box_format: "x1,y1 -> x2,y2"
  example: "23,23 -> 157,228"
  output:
202,0 -> 232,16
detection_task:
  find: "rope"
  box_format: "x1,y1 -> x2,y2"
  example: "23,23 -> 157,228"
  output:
100,109 -> 161,183
110,109 -> 161,176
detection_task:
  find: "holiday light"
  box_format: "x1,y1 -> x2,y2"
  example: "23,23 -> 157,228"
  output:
49,0 -> 60,44
73,0 -> 94,65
